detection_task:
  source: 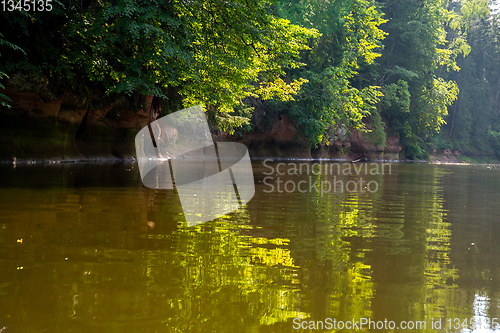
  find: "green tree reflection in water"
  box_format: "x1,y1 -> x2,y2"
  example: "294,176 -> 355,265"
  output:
2,163 -> 500,332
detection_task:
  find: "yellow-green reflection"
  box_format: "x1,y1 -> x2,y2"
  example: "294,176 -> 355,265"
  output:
1,163 -> 500,332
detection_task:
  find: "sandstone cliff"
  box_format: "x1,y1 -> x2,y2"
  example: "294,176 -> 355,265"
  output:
0,88 -> 401,162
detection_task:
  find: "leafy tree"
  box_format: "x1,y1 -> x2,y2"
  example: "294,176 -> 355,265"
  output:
0,0 -> 318,133
0,0 -> 497,160
271,0 -> 387,147
371,0 -> 468,158
177,0 -> 318,132
439,1 -> 499,157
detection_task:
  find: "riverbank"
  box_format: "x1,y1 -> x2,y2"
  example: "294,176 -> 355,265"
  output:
0,87 -> 405,163
2,88 -> 496,165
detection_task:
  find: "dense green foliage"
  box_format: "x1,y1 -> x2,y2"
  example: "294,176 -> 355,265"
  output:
0,0 -> 317,131
0,0 -> 499,159
443,4 -> 500,158
271,0 -> 387,147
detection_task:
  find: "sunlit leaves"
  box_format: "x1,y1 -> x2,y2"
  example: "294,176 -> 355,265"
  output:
419,77 -> 459,132
255,78 -> 309,102
460,0 -> 490,27
276,0 -> 387,146
372,0 -> 485,158
343,2 -> 387,67
289,63 -> 384,146
179,2 -> 319,133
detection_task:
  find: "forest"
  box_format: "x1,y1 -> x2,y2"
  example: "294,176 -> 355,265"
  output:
0,0 -> 498,160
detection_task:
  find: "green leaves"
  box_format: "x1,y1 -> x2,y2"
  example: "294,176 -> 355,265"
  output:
62,0 -> 319,131
370,0 -> 484,158
0,0 -> 489,157
343,0 -> 387,67
0,72 -> 11,109
272,0 -> 387,146
419,77 -> 459,132
67,0 -> 190,98
177,0 -> 319,133
0,32 -> 24,108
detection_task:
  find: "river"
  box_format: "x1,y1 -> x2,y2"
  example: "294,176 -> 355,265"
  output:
0,161 -> 499,332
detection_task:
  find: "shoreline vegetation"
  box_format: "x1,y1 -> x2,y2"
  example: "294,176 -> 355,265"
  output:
1,0 -> 500,163
2,155 -> 498,166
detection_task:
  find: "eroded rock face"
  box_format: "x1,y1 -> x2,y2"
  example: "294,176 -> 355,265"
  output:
2,89 -> 64,118
429,149 -> 462,163
348,129 -> 402,161
270,115 -> 296,142
0,86 -> 403,161
0,88 -> 150,161
242,117 -> 401,161
242,115 -> 312,159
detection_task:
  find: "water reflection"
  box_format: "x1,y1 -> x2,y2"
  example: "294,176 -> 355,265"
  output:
0,162 -> 500,332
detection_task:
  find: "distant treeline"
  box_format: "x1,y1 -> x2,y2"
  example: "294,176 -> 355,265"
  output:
0,0 -> 498,159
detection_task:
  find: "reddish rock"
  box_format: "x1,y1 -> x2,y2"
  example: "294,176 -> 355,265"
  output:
348,129 -> 401,160
270,115 -> 296,142
2,88 -> 63,118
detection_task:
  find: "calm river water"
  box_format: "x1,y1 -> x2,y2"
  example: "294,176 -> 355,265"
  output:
1,161 -> 500,332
